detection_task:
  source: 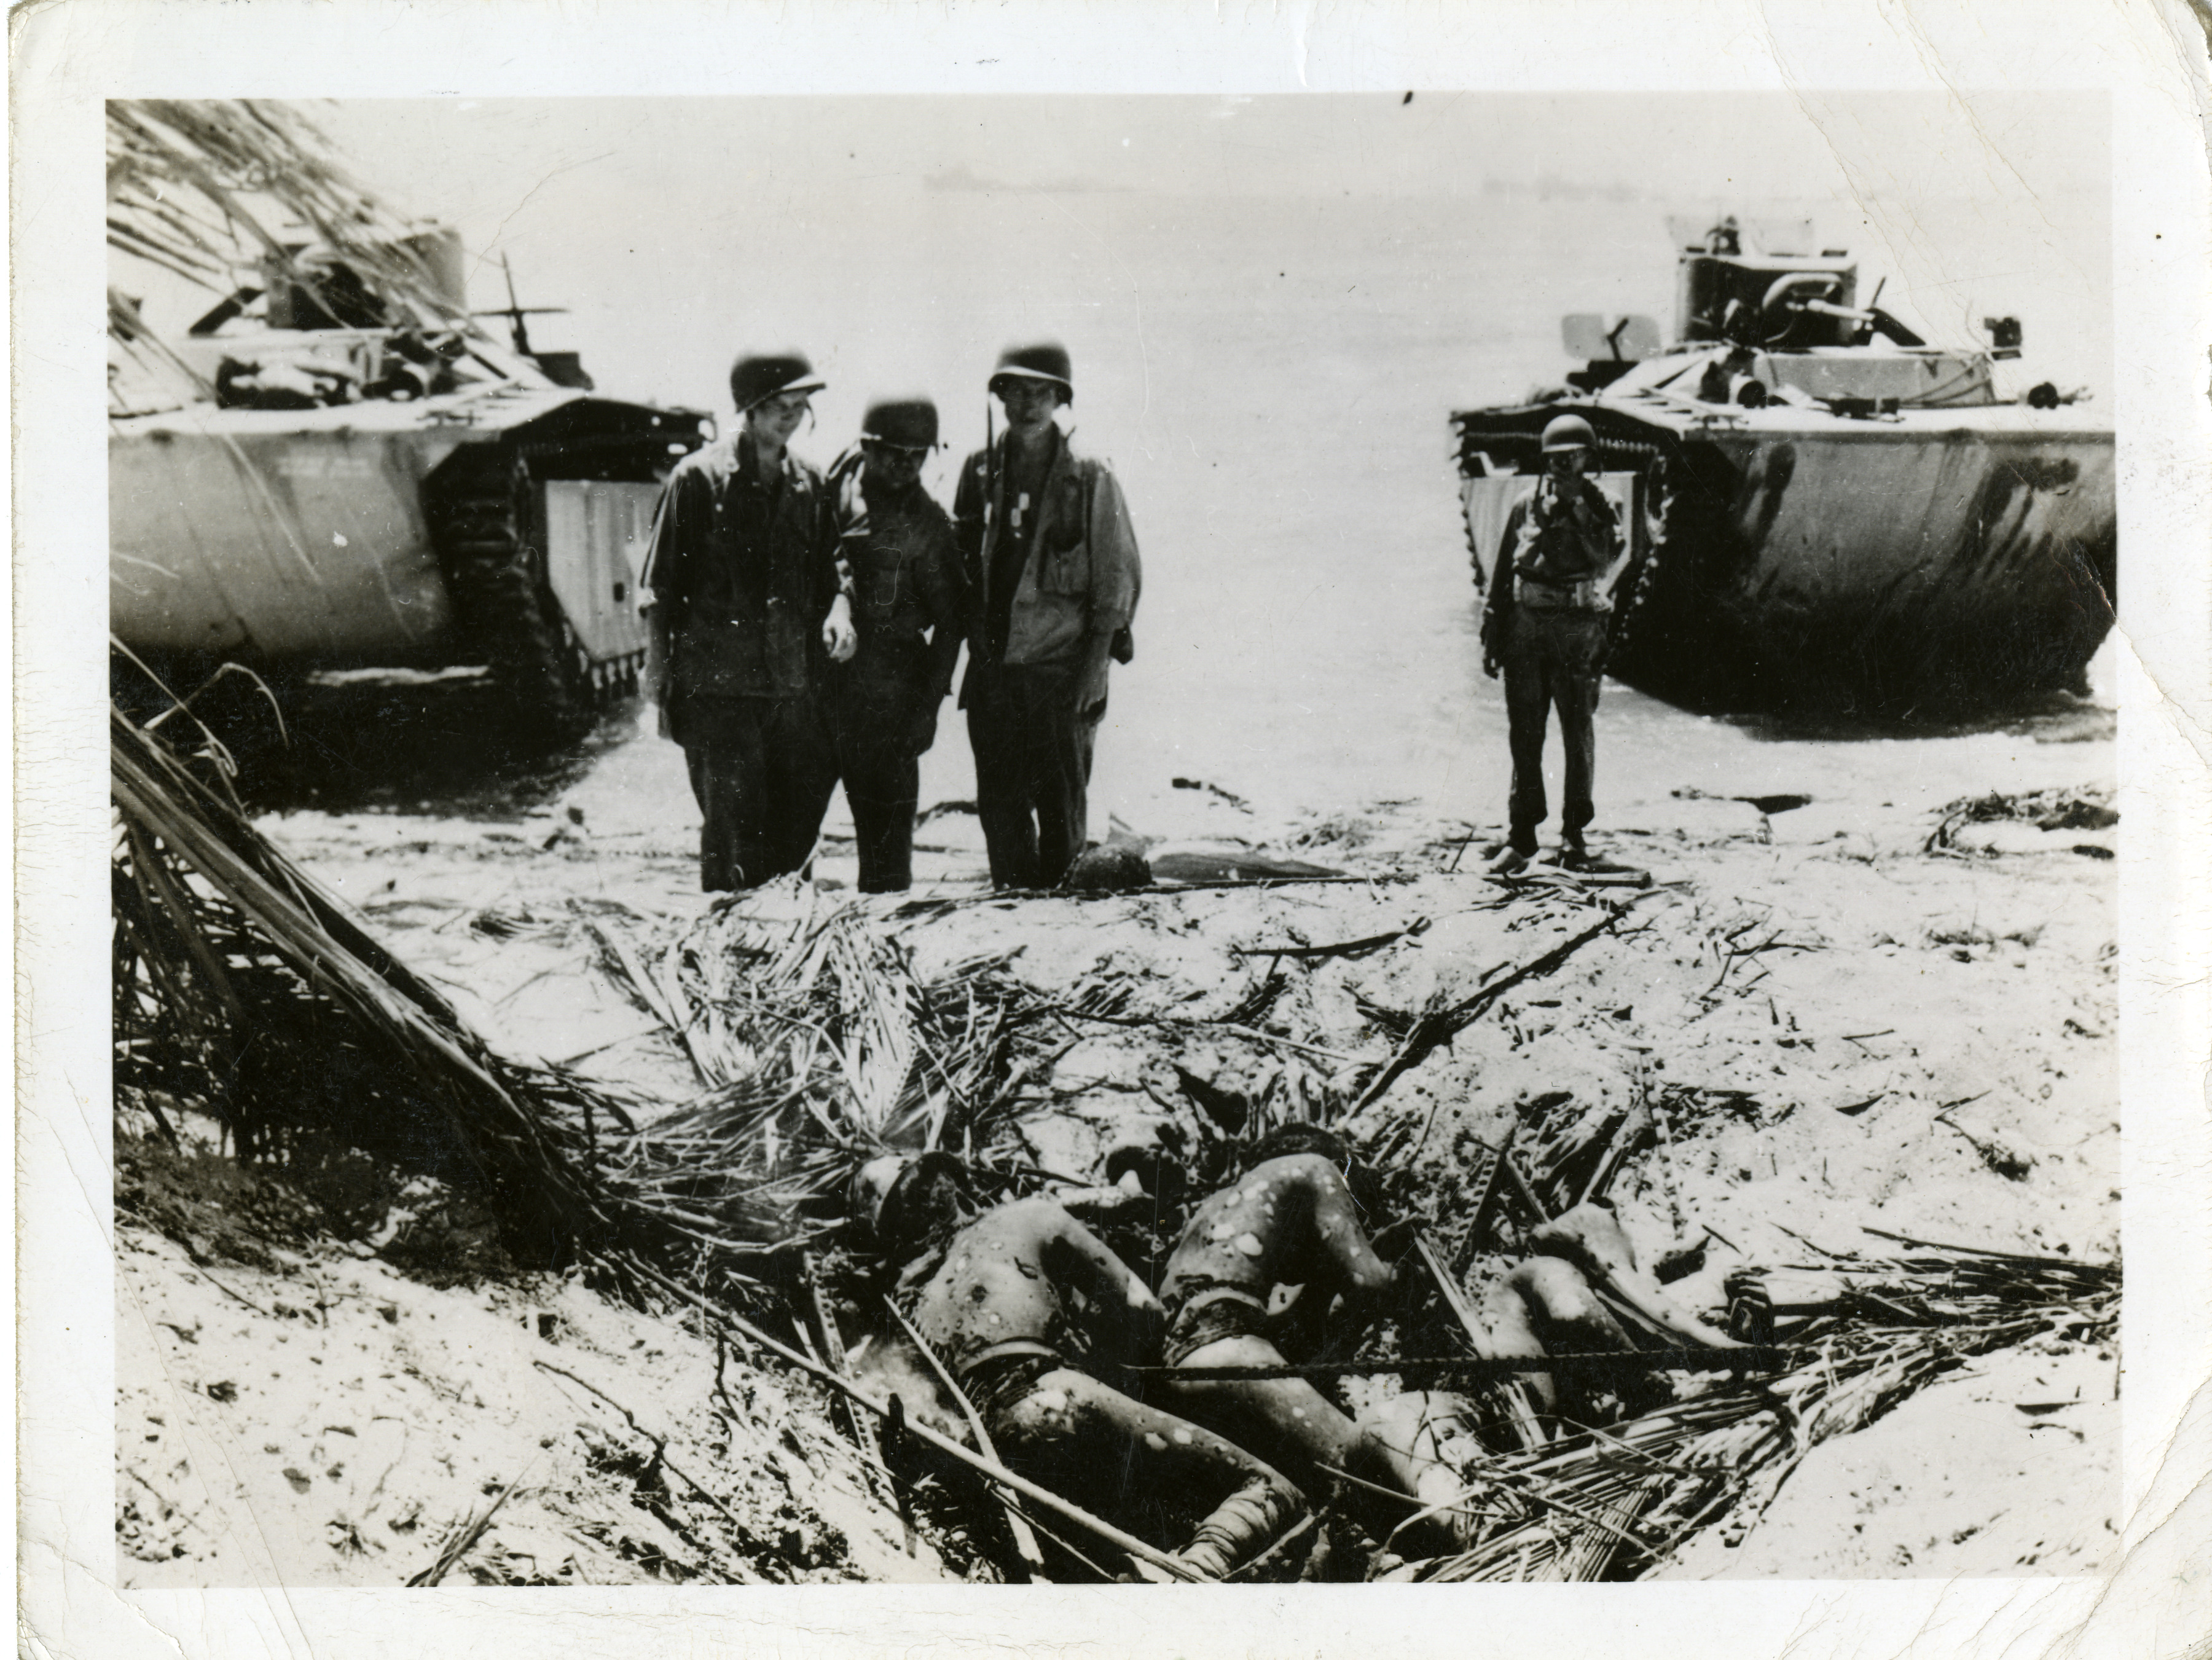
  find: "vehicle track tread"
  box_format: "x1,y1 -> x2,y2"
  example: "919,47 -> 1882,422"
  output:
428,453 -> 594,736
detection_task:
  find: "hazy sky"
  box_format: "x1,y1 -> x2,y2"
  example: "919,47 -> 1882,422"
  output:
281,92 -> 2109,417
318,92 -> 2105,211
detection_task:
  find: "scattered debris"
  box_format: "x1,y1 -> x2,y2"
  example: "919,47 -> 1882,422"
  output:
1171,777 -> 1252,812
1926,785 -> 2116,854
111,701 -> 2119,1587
1064,846 -> 1153,892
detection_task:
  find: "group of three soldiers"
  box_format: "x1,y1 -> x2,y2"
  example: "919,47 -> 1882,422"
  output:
641,343 -> 1140,895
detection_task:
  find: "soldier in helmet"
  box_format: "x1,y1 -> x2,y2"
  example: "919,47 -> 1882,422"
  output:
953,344 -> 1143,889
642,352 -> 858,891
827,399 -> 967,892
1478,413 -> 1630,875
855,1152 -> 1303,1581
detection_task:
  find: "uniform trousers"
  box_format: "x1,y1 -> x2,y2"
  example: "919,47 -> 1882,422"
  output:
966,660 -> 1096,890
828,680 -> 927,893
677,695 -> 839,892
1502,607 -> 1609,855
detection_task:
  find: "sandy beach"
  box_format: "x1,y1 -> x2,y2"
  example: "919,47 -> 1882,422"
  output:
90,79 -> 2132,1599
114,686 -> 2117,1586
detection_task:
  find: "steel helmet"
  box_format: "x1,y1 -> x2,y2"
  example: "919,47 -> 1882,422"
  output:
730,352 -> 825,413
860,398 -> 940,452
988,342 -> 1073,403
849,1150 -> 966,1250
1540,414 -> 1596,453
850,1154 -> 917,1235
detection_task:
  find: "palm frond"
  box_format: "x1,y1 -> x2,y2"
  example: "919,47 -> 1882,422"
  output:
576,901 -> 1045,1247
106,98 -> 468,328
1407,1246 -> 2117,1582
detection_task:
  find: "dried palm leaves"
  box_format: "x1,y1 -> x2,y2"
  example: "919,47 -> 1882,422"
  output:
111,701 -> 2121,1581
106,99 -> 491,411
110,682 -> 1049,1302
112,699 -> 638,1264
1406,1241 -> 2118,1582
107,99 -> 453,315
581,901 -> 1036,1254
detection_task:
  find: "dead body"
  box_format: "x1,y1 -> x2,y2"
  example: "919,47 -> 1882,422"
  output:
1156,1131 -> 1465,1534
860,1155 -> 1301,1580
1477,1198 -> 1745,1431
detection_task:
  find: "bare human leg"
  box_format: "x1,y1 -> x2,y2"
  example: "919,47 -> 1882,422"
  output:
990,1367 -> 1302,1579
1168,1334 -> 1457,1551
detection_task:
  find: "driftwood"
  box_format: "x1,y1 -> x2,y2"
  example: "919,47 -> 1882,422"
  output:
532,1358 -> 770,1583
1354,899 -> 1653,1123
890,870 -> 1423,918
1575,1099 -> 1650,1208
406,1462 -> 533,1587
1129,1346 -> 1798,1383
1230,918 -> 1431,962
802,1251 -> 879,1462
1496,1147 -> 1554,1229
1225,1512 -> 1319,1581
1048,1003 -> 1364,1064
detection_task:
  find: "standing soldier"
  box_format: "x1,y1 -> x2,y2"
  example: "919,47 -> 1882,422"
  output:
642,352 -> 857,892
828,399 -> 966,892
954,344 -> 1141,889
1479,413 -> 1630,876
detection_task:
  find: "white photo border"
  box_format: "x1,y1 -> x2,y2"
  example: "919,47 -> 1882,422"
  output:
18,3 -> 2210,1656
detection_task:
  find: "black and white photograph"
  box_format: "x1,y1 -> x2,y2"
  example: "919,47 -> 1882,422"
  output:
19,4 -> 2212,1657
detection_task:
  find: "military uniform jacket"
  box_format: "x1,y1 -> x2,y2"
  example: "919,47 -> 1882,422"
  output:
833,480 -> 966,704
642,435 -> 843,702
1482,473 -> 1625,635
952,430 -> 1142,669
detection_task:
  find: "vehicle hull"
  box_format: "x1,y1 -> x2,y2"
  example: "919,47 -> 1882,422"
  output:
109,390 -> 702,722
110,411 -> 465,664
1457,402 -> 2116,718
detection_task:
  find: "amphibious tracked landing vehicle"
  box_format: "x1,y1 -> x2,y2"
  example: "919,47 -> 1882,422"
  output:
107,101 -> 706,733
1454,219 -> 2115,718
109,239 -> 707,731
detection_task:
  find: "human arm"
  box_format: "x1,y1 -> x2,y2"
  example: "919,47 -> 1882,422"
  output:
821,492 -> 859,663
638,468 -> 699,708
948,454 -> 989,714
641,603 -> 672,723
1077,464 -> 1142,720
911,511 -> 968,751
1045,1206 -> 1166,1360
1590,480 -> 1633,599
1073,632 -> 1116,725
821,563 -> 859,664
951,450 -> 989,582
1480,500 -> 1525,678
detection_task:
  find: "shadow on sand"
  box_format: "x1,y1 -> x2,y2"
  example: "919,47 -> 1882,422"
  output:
113,655 -> 631,819
1718,689 -> 2115,747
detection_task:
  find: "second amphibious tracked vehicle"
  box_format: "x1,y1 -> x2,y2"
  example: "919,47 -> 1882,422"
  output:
1453,218 -> 2115,718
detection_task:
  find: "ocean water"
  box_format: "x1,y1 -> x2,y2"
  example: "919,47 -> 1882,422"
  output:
222,103 -> 2120,833
793,188 -> 2117,838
